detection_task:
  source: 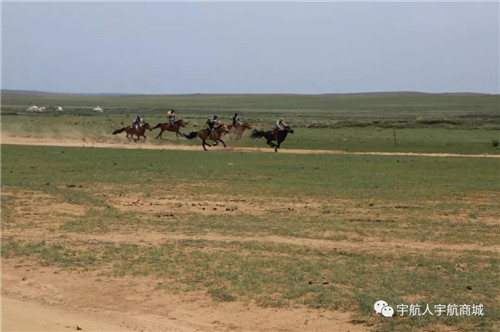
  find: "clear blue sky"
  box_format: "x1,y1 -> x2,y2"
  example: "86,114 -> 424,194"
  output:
2,2 -> 499,94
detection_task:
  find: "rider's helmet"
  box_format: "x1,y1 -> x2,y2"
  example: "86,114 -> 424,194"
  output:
280,118 -> 284,122
213,114 -> 218,119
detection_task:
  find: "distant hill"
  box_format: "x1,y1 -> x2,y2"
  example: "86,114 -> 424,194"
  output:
2,89 -> 497,115
1,89 -> 493,98
1,89 -> 138,97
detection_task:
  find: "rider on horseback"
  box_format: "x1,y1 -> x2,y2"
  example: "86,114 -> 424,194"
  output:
273,118 -> 287,137
232,112 -> 242,128
206,114 -> 220,136
167,110 -> 176,126
133,116 -> 143,133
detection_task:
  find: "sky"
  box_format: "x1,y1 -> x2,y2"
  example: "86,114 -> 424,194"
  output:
1,1 -> 499,94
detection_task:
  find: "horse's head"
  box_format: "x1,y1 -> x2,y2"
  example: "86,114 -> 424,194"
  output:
243,122 -> 252,129
284,125 -> 294,134
177,119 -> 187,127
143,123 -> 153,131
217,124 -> 230,134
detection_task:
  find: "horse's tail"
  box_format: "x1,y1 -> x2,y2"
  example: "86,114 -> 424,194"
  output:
112,128 -> 126,135
183,131 -> 198,139
152,123 -> 162,130
251,129 -> 266,139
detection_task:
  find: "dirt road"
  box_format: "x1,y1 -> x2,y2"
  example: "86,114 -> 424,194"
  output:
2,135 -> 499,158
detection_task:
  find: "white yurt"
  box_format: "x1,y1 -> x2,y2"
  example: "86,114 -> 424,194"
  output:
57,106 -> 63,111
26,105 -> 41,112
93,106 -> 104,113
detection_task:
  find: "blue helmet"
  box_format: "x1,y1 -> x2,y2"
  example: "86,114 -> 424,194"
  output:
213,114 -> 218,119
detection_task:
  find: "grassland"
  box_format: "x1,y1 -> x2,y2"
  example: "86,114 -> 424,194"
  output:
2,92 -> 500,156
2,144 -> 499,331
1,90 -> 499,331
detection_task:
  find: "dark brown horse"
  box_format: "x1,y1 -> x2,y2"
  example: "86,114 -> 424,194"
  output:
183,124 -> 229,151
112,123 -> 153,142
250,125 -> 294,152
152,119 -> 187,139
227,122 -> 252,140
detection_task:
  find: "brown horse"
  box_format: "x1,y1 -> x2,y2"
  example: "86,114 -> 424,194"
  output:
112,123 -> 153,142
183,124 -> 229,151
152,119 -> 188,139
227,122 -> 252,140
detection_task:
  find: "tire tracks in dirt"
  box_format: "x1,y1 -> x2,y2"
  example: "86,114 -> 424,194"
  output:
66,232 -> 500,255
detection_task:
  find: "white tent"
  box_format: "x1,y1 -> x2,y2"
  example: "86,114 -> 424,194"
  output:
93,106 -> 103,113
26,105 -> 41,112
57,106 -> 63,111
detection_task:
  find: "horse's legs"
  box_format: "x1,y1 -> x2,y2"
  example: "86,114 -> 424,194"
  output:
156,130 -> 164,139
275,139 -> 282,152
202,139 -> 209,151
219,139 -> 227,148
212,140 -> 219,147
266,140 -> 276,148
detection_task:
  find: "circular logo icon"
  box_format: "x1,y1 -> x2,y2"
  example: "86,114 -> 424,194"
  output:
374,300 -> 388,314
381,306 -> 394,318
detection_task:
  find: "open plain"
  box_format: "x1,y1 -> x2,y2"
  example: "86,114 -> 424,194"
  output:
1,92 -> 499,331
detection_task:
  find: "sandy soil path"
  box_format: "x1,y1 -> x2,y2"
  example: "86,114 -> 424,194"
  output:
2,261 -> 367,332
2,136 -> 499,158
2,297 -> 135,332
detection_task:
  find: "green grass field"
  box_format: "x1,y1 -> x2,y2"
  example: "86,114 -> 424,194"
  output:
2,91 -> 499,155
1,91 -> 499,331
1,144 -> 499,331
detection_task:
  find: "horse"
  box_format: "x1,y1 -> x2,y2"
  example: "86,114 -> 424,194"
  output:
250,125 -> 294,152
112,123 -> 153,142
227,122 -> 252,140
183,124 -> 229,151
152,119 -> 187,139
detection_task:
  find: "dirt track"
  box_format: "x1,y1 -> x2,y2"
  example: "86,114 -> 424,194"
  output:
2,136 -> 499,158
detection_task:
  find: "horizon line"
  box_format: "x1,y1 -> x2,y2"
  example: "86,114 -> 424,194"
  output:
1,89 -> 498,96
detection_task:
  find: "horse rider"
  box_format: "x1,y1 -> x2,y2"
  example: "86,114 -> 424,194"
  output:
167,110 -> 176,126
232,112 -> 242,128
206,114 -> 220,136
273,118 -> 288,137
133,116 -> 143,133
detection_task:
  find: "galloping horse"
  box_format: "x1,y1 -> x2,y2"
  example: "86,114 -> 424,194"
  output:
183,124 -> 229,151
152,119 -> 187,139
250,125 -> 294,152
227,122 -> 252,140
112,123 -> 153,142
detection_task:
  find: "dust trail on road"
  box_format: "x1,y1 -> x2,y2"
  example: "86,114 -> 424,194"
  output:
2,136 -> 499,158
